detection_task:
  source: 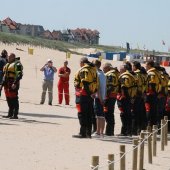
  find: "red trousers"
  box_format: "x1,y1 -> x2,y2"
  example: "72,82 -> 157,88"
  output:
58,81 -> 69,105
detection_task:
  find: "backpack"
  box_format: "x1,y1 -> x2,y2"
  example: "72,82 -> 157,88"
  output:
79,63 -> 99,94
119,71 -> 137,98
147,68 -> 161,93
134,69 -> 146,94
105,68 -> 120,94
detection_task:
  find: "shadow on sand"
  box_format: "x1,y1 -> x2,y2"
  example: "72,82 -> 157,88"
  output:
95,136 -> 136,144
0,110 -> 77,125
19,112 -> 77,119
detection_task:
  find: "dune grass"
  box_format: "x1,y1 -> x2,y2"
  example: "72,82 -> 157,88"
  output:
0,32 -> 164,55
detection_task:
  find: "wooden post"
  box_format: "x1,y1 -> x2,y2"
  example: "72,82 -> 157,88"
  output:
164,116 -> 168,146
139,132 -> 145,170
132,139 -> 138,170
91,156 -> 99,170
120,145 -> 125,170
108,154 -> 114,170
161,119 -> 165,151
147,128 -> 152,164
152,125 -> 157,157
147,126 -> 152,133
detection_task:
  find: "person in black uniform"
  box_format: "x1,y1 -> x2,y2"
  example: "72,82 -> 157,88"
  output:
0,53 -> 23,119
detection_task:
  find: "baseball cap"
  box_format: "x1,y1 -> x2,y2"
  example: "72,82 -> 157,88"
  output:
47,59 -> 53,63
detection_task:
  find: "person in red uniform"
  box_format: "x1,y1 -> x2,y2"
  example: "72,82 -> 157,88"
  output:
58,60 -> 71,105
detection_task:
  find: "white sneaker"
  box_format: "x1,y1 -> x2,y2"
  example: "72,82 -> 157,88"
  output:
92,132 -> 100,138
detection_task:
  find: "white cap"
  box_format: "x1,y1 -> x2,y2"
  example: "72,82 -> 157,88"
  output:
47,59 -> 53,63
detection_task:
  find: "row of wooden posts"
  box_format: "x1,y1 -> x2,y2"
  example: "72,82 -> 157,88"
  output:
91,116 -> 169,170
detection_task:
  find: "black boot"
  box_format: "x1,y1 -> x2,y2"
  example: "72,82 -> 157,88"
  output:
10,109 -> 18,119
2,109 -> 13,118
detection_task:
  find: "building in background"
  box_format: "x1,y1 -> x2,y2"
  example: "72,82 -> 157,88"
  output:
0,17 -> 100,45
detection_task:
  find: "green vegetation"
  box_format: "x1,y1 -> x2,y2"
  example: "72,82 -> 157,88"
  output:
0,32 -> 165,55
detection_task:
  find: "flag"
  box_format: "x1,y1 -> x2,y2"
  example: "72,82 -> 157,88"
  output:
162,40 -> 165,45
143,45 -> 146,50
28,48 -> 34,55
66,52 -> 71,59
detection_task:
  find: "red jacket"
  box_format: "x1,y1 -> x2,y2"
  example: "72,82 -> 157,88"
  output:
58,66 -> 71,83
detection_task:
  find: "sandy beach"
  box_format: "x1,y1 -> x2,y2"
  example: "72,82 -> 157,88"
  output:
0,44 -> 170,170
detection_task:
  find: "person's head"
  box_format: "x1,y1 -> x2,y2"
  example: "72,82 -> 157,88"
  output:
92,59 -> 101,69
140,66 -> 147,74
154,62 -> 161,71
79,57 -> 89,67
124,61 -> 132,72
8,53 -> 16,63
102,62 -> 112,73
1,49 -> 8,58
120,65 -> 126,74
64,60 -> 68,67
146,60 -> 154,71
47,59 -> 53,67
132,61 -> 141,71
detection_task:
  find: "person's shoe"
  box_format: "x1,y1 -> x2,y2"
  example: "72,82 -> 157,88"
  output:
2,115 -> 12,118
40,102 -> 44,104
100,134 -> 105,138
91,132 -> 100,138
48,102 -> 52,105
10,116 -> 18,119
72,134 -> 87,138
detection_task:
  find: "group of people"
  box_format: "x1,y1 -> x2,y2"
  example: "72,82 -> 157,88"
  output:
1,49 -> 170,136
73,56 -> 170,138
0,49 -> 71,119
40,59 -> 71,106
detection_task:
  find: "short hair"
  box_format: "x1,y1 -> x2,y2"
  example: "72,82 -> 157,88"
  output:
9,53 -> 16,58
146,60 -> 154,67
140,66 -> 147,74
1,49 -> 7,56
103,62 -> 112,69
124,61 -> 132,71
93,59 -> 101,68
80,57 -> 89,64
133,61 -> 141,70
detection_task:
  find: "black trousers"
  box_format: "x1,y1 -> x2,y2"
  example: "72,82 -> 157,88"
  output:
77,95 -> 93,137
145,94 -> 158,127
6,97 -> 19,117
157,96 -> 166,128
104,97 -> 116,136
132,96 -> 147,135
117,97 -> 132,135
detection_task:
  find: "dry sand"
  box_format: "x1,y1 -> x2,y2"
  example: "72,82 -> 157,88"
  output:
0,43 -> 170,170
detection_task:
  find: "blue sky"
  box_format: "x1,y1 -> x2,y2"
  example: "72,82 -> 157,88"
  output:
1,0 -> 170,52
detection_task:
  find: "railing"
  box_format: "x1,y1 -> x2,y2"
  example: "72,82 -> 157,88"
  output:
90,116 -> 169,170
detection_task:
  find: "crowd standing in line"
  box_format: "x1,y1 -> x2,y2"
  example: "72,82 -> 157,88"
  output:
73,56 -> 170,138
0,49 -> 170,136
